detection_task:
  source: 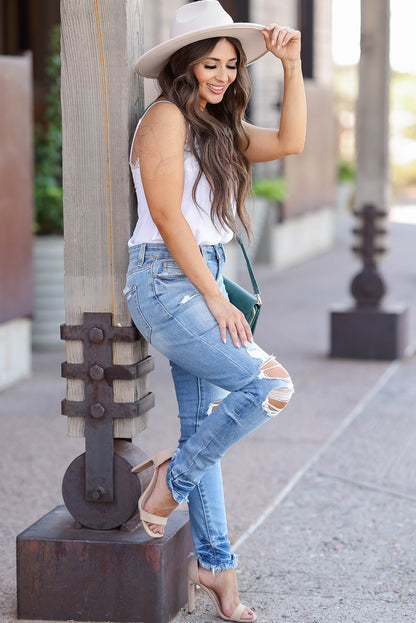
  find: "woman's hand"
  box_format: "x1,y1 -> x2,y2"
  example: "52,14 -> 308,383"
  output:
262,24 -> 301,63
205,293 -> 253,348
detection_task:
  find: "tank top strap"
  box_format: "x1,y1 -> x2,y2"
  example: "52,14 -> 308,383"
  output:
129,99 -> 173,165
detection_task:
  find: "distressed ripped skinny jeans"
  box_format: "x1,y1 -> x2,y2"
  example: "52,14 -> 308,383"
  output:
123,242 -> 294,572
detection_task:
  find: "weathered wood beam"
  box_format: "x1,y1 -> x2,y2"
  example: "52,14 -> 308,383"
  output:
61,0 -> 146,437
355,0 -> 390,213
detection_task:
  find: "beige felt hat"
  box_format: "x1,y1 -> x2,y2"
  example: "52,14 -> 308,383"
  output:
136,1 -> 268,78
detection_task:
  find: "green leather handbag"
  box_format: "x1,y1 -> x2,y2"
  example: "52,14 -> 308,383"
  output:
223,236 -> 262,334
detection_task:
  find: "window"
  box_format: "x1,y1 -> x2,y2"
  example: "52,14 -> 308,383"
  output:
298,0 -> 314,78
0,0 -> 60,118
191,0 -> 249,22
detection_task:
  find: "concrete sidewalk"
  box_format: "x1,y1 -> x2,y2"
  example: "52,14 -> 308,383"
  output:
174,356 -> 416,623
1,215 -> 416,622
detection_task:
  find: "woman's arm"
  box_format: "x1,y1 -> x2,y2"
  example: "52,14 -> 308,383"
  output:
135,102 -> 252,348
241,25 -> 307,163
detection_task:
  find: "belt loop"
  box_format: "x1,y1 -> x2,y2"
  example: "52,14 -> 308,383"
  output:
137,243 -> 146,266
214,244 -> 222,263
199,245 -> 207,262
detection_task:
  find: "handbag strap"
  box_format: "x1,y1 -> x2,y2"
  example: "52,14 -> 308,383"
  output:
236,236 -> 262,305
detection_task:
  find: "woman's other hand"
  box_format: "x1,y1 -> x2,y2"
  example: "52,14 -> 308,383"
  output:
205,293 -> 253,348
262,24 -> 301,62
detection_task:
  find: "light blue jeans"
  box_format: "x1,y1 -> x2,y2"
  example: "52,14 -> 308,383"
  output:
124,242 -> 294,571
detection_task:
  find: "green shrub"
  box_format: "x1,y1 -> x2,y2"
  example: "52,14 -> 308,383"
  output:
252,177 -> 287,202
34,25 -> 63,235
338,159 -> 355,183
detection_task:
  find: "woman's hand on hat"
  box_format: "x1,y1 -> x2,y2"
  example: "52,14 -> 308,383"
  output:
262,24 -> 301,62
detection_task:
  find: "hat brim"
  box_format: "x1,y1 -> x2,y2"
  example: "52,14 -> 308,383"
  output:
135,23 -> 268,78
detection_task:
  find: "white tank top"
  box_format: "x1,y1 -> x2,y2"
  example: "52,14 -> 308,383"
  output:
128,100 -> 234,247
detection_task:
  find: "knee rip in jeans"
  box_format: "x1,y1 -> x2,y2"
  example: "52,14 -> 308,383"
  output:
206,400 -> 222,416
246,343 -> 294,416
258,357 -> 294,416
206,347 -> 294,417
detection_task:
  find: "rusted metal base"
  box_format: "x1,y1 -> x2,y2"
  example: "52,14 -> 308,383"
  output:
330,304 -> 408,360
17,505 -> 192,623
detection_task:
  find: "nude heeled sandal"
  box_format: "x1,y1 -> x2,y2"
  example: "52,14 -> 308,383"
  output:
130,448 -> 175,538
187,558 -> 257,622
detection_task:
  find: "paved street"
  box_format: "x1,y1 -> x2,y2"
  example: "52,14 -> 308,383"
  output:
1,211 -> 416,622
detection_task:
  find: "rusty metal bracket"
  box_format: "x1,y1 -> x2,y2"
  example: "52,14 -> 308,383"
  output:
61,312 -> 155,503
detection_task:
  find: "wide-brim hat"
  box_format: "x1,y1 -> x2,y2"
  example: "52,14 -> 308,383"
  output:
136,0 -> 268,78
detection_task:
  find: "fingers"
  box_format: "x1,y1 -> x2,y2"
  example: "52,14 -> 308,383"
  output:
219,319 -> 228,346
219,310 -> 252,348
262,23 -> 299,51
205,294 -> 253,348
241,317 -> 253,347
225,312 -> 253,349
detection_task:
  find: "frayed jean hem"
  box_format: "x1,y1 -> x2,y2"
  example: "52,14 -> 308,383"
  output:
189,551 -> 238,572
166,458 -> 189,505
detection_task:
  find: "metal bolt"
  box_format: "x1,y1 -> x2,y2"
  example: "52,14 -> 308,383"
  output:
92,486 -> 105,500
90,403 -> 105,418
89,364 -> 104,380
89,327 -> 104,343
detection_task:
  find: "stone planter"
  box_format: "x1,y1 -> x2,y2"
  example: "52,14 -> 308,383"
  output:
32,235 -> 65,350
270,206 -> 336,270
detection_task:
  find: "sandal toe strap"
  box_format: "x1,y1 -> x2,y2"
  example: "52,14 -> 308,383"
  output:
140,508 -> 168,526
230,603 -> 253,621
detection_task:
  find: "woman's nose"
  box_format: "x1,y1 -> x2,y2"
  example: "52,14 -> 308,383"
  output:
216,66 -> 228,82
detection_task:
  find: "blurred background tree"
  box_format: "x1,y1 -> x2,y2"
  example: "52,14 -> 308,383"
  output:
334,64 -> 416,200
34,24 -> 63,235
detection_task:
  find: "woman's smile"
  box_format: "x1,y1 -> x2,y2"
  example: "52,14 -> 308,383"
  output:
193,38 -> 238,107
207,83 -> 226,94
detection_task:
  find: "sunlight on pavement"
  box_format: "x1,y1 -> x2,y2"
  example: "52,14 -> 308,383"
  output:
389,204 -> 416,224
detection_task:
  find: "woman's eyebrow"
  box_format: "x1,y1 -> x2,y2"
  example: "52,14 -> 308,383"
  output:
204,56 -> 238,62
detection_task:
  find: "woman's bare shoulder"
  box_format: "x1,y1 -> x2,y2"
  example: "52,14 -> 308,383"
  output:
140,100 -> 186,136
133,100 -> 186,161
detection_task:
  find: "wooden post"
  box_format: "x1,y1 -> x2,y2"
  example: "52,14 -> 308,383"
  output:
330,0 -> 408,360
355,0 -> 390,214
17,6 -> 193,620
60,0 -> 146,438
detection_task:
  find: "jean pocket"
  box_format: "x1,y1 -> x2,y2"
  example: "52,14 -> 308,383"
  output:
152,259 -> 186,279
123,283 -> 136,301
123,283 -> 152,342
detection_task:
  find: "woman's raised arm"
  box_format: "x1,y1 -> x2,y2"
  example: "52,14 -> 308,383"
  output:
241,25 -> 307,163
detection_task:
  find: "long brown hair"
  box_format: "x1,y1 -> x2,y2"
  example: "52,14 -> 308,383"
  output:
158,37 -> 252,237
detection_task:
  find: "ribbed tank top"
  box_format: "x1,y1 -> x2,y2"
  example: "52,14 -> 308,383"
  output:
128,100 -> 233,247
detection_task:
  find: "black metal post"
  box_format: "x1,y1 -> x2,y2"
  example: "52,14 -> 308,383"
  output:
330,206 -> 408,360
350,204 -> 387,308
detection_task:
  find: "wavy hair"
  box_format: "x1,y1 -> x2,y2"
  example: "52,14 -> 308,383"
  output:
158,37 -> 252,237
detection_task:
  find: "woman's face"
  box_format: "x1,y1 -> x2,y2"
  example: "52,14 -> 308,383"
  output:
192,38 -> 238,108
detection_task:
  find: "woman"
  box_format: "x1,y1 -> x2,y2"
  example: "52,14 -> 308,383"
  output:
124,2 -> 306,621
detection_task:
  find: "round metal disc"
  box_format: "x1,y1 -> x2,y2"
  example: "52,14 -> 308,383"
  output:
62,441 -> 150,530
